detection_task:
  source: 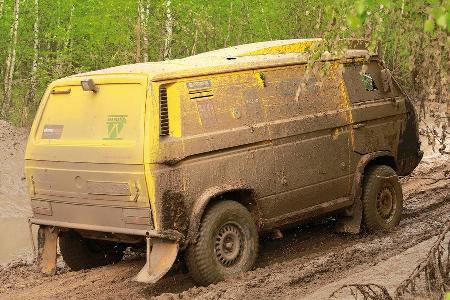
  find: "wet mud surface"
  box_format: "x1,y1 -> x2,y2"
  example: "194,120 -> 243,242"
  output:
0,156 -> 448,300
0,121 -> 32,265
0,120 -> 28,218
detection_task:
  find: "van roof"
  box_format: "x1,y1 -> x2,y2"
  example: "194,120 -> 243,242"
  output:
71,39 -> 373,82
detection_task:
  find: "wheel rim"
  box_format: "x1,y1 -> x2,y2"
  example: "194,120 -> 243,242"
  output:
214,222 -> 244,267
376,184 -> 396,221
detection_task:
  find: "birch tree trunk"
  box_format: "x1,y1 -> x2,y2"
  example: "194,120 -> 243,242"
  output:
136,0 -> 142,62
142,0 -> 150,62
163,0 -> 173,60
191,26 -> 198,55
0,0 -> 5,17
64,5 -> 75,50
224,2 -> 233,47
260,5 -> 272,40
55,4 -> 74,77
2,0 -> 21,118
22,0 -> 39,125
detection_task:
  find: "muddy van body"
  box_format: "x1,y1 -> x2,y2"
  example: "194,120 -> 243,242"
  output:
26,39 -> 422,284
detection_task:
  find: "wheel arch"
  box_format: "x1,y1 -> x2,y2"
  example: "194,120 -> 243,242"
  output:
186,185 -> 259,246
351,151 -> 398,205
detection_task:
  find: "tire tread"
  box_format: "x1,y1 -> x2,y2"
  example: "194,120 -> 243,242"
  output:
185,201 -> 258,286
362,165 -> 403,232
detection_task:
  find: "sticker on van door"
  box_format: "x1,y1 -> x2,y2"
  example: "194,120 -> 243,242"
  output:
42,125 -> 64,139
104,115 -> 127,140
187,80 -> 212,91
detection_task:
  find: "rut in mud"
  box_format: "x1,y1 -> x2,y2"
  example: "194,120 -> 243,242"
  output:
0,157 -> 448,300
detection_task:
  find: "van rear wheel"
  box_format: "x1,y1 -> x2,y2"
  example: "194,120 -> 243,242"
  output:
185,201 -> 259,286
362,165 -> 403,232
59,231 -> 125,271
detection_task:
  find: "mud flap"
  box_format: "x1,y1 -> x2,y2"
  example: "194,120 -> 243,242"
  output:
37,226 -> 59,275
134,237 -> 179,283
336,174 -> 399,234
335,198 -> 362,234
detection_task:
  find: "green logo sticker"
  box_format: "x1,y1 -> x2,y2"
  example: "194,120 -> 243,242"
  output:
104,115 -> 127,140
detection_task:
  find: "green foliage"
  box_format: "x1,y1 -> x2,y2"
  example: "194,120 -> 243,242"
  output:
0,0 -> 448,125
347,0 -> 449,33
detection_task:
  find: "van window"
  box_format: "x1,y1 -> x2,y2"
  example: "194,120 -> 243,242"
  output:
343,62 -> 387,103
361,73 -> 377,91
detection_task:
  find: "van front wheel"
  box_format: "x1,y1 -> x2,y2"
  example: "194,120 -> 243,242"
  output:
362,165 -> 403,232
185,201 -> 259,286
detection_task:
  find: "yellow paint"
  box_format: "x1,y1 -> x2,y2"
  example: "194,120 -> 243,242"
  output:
240,40 -> 318,56
331,127 -> 346,140
338,70 -> 356,190
144,163 -> 159,229
167,83 -> 182,137
27,74 -> 148,165
255,72 -> 266,88
144,82 -> 161,229
339,79 -> 355,146
143,81 -> 188,229
26,74 -> 155,227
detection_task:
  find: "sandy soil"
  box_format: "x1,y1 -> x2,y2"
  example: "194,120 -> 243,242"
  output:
0,155 -> 448,300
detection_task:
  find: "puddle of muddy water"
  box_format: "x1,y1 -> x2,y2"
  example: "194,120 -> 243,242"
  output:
0,217 -> 36,265
0,195 -> 36,265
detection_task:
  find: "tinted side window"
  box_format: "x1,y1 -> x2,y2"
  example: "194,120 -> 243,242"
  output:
343,61 -> 387,103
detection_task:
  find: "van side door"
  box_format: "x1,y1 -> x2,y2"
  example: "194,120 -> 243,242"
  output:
257,64 -> 352,222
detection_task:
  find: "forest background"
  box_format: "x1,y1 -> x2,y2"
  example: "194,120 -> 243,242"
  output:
0,0 -> 448,150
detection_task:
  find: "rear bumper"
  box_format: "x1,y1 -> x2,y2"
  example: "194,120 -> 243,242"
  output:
29,197 -> 184,241
29,217 -> 183,241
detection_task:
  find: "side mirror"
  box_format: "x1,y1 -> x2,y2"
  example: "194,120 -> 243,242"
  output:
380,69 -> 393,93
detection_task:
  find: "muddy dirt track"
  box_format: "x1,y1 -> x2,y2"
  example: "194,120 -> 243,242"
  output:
0,157 -> 448,300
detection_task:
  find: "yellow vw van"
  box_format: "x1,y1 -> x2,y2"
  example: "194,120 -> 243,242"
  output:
25,39 -> 422,285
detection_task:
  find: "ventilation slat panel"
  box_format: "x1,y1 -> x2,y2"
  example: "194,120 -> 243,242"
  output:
189,89 -> 214,100
159,87 -> 169,136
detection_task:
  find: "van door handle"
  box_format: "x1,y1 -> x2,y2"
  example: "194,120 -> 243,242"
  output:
352,123 -> 366,129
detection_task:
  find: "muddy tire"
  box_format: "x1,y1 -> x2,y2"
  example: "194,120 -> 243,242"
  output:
59,231 -> 125,271
362,165 -> 403,232
185,201 -> 259,286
